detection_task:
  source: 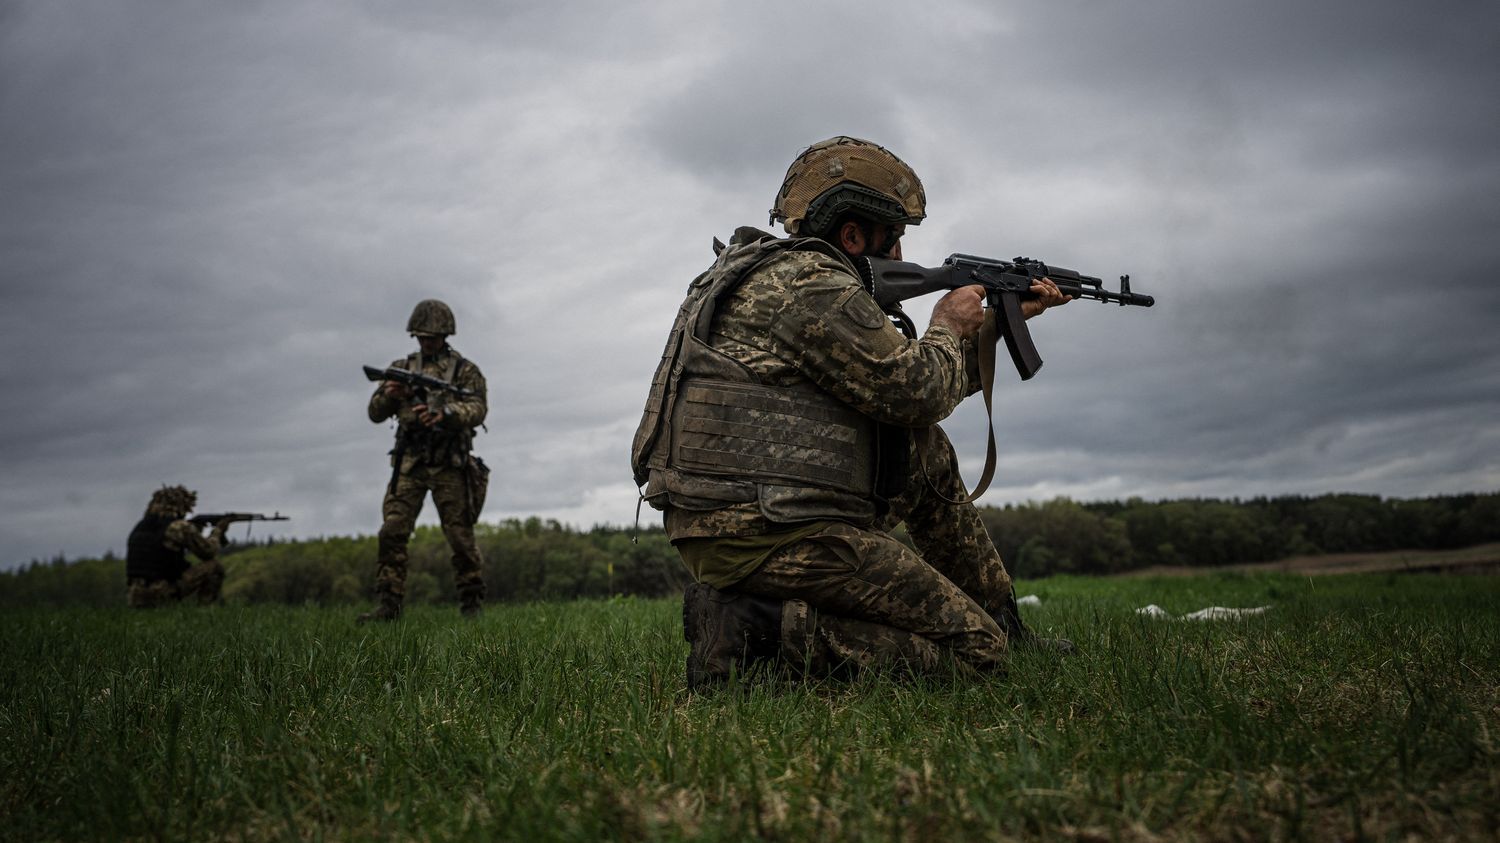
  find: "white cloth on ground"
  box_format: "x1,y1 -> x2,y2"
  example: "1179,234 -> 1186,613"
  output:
1136,604 -> 1271,621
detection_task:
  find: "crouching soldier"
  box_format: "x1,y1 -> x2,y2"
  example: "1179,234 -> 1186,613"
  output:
125,485 -> 227,608
631,137 -> 1073,688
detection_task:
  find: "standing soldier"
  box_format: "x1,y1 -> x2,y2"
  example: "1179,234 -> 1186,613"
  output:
125,485 -> 228,608
361,299 -> 489,622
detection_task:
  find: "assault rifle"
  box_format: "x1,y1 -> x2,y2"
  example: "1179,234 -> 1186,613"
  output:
362,364 -> 476,416
189,512 -> 289,545
858,254 -> 1154,381
858,253 -> 1155,501
189,512 -> 290,528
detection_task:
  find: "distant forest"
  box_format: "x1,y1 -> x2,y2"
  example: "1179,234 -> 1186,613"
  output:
4,492 -> 1497,608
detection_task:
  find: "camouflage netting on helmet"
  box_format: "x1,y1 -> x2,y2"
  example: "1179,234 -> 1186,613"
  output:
147,484 -> 197,518
770,136 -> 926,236
407,299 -> 457,336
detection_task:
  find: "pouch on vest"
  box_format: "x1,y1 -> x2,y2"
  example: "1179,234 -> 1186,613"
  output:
668,378 -> 876,496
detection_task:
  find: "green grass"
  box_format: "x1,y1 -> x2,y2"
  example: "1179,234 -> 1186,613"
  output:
2,574 -> 1497,841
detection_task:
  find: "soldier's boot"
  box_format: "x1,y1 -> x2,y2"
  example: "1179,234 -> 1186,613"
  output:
995,593 -> 1075,655
357,591 -> 403,625
682,582 -> 782,691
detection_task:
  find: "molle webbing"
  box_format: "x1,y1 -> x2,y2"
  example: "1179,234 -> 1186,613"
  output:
669,378 -> 875,495
406,351 -> 462,385
395,350 -> 472,465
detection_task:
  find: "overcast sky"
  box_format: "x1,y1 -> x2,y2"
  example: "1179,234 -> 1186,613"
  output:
2,0 -> 1497,568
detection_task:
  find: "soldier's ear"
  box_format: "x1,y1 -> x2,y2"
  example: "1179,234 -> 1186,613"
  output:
838,220 -> 868,256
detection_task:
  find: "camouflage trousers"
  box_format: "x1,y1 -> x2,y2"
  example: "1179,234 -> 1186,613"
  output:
376,461 -> 485,607
126,560 -> 225,608
733,425 -> 1014,676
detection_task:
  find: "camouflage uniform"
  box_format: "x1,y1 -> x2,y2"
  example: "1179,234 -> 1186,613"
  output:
367,344 -> 488,615
125,485 -> 226,608
739,425 -> 1014,676
635,227 -> 1017,676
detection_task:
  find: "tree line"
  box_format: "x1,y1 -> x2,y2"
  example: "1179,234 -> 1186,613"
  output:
979,492 -> 1500,578
3,492 -> 1496,608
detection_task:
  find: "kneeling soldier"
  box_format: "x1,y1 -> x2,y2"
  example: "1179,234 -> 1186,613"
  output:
125,485 -> 227,608
632,137 -> 1073,688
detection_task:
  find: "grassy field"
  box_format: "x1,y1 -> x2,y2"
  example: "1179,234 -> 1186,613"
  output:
3,573 -> 1497,841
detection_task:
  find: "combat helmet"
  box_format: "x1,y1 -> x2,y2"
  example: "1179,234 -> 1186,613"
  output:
147,484 -> 197,518
406,299 -> 456,337
769,136 -> 926,236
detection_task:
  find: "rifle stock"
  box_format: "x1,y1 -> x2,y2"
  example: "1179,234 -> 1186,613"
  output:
859,259 -> 968,310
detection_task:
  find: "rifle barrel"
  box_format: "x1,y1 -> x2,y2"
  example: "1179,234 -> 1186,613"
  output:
1055,281 -> 1155,307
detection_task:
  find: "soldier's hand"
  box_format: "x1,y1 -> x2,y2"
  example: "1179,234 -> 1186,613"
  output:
930,284 -> 986,340
414,404 -> 444,427
382,381 -> 411,400
1022,277 -> 1073,319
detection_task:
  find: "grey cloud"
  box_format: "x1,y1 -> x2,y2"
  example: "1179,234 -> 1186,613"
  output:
2,0 -> 1497,567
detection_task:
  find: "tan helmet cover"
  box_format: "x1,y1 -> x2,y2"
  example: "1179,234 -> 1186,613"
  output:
406,299 -> 456,336
769,136 -> 927,235
148,484 -> 198,518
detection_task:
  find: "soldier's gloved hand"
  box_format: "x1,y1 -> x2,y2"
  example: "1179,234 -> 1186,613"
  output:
1022,277 -> 1073,319
414,404 -> 445,427
382,381 -> 411,400
930,284 -> 986,340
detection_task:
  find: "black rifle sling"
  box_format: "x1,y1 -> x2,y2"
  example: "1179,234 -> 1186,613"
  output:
914,306 -> 1000,505
971,306 -> 1000,500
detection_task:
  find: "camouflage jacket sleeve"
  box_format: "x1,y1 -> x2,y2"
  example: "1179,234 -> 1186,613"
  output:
367,357 -> 406,423
164,520 -> 222,562
768,251 -> 969,428
440,357 -> 487,430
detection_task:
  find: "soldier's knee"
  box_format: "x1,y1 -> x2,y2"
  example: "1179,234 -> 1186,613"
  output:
958,627 -> 1008,669
378,519 -> 410,543
440,523 -> 479,550
440,523 -> 473,544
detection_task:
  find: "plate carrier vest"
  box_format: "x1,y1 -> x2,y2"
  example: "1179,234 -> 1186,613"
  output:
125,514 -> 189,584
631,228 -> 880,525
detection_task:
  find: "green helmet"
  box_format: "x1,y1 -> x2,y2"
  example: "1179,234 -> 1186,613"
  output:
406,299 -> 456,337
147,484 -> 197,518
769,136 -> 927,236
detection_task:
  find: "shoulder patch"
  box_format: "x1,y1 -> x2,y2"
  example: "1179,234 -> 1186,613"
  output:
838,287 -> 889,330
